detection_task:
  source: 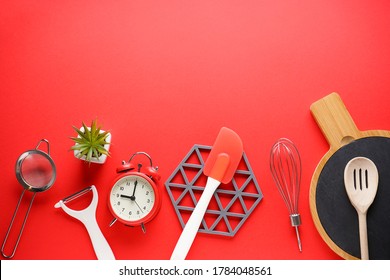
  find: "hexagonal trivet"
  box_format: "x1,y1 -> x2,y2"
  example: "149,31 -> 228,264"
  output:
165,144 -> 263,236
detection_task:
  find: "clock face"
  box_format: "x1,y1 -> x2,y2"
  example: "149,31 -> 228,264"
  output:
109,175 -> 156,223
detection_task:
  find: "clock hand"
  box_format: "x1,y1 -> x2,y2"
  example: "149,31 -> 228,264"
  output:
120,194 -> 134,200
134,200 -> 144,213
131,180 -> 138,197
120,194 -> 143,212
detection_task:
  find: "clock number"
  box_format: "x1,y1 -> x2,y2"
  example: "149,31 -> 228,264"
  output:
111,175 -> 159,224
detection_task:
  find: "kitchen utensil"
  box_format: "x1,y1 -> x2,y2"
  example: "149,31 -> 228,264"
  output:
270,138 -> 302,252
1,139 -> 56,259
344,157 -> 379,260
54,185 -> 115,260
108,152 -> 161,233
310,92 -> 390,259
165,144 -> 263,236
170,127 -> 243,260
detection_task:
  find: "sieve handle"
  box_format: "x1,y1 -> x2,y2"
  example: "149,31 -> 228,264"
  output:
35,139 -> 51,155
1,190 -> 36,258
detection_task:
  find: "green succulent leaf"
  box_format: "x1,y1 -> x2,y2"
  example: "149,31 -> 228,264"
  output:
96,131 -> 109,142
82,122 -> 92,142
72,126 -> 89,142
70,119 -> 110,164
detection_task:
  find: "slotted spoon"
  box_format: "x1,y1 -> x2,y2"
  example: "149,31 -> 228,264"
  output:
344,157 -> 379,260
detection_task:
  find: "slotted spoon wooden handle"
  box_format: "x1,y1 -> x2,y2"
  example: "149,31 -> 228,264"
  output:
358,212 -> 369,260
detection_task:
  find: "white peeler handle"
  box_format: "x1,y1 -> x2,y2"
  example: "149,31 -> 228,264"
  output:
82,212 -> 116,260
56,186 -> 115,260
170,177 -> 220,260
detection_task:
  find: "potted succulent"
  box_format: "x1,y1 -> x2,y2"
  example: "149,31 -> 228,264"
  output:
71,119 -> 111,164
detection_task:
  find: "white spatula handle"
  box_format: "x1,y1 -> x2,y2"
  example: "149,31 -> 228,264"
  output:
171,177 -> 220,260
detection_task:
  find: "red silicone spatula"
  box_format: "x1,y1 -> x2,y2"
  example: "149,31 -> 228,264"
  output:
170,127 -> 243,260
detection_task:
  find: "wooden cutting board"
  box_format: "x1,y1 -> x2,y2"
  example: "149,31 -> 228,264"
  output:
310,92 -> 390,260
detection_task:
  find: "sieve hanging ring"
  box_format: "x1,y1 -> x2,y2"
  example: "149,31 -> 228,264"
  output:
35,138 -> 51,155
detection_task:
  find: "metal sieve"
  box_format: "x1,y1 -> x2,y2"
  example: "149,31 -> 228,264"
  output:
1,139 -> 56,258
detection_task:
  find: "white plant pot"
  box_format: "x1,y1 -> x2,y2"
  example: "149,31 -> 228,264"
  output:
73,126 -> 111,164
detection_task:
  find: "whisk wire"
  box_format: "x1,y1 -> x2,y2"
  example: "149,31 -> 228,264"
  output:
270,138 -> 302,252
273,146 -> 294,213
271,140 -> 301,213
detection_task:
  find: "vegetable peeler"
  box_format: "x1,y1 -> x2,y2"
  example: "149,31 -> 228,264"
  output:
54,185 -> 115,260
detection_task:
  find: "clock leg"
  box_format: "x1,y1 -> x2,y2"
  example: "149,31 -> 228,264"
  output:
109,218 -> 117,227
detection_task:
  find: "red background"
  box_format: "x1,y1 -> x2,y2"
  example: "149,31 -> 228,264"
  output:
1,0 -> 390,260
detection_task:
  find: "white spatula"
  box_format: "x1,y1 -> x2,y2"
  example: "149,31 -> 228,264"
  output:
170,127 -> 243,260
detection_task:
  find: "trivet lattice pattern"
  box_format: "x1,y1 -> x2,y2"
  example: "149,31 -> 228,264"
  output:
165,145 -> 263,236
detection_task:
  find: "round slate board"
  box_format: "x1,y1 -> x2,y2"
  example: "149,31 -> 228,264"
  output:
316,136 -> 390,259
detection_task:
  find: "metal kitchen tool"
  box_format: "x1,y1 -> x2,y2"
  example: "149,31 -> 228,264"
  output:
344,157 -> 379,260
270,138 -> 302,252
310,92 -> 390,259
1,139 -> 56,259
54,185 -> 115,260
165,144 -> 263,236
170,127 -> 244,260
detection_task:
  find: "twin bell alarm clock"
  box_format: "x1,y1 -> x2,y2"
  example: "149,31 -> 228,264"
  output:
108,152 -> 161,233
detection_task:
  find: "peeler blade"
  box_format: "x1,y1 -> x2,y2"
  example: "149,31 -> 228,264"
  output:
54,186 -> 93,208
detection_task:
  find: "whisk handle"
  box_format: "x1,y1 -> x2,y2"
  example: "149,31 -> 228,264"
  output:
290,214 -> 302,252
290,214 -> 301,227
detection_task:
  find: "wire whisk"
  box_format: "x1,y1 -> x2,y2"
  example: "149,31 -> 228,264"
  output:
270,138 -> 302,252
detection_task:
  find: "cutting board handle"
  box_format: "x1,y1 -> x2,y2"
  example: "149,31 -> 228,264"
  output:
310,93 -> 361,150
